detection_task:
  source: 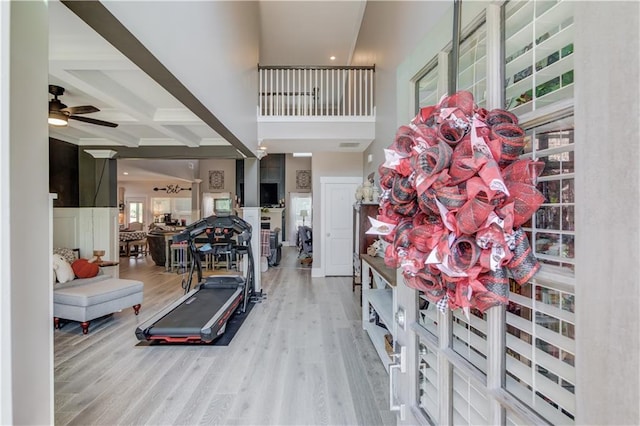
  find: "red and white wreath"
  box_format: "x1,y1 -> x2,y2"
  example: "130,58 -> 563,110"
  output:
374,91 -> 545,314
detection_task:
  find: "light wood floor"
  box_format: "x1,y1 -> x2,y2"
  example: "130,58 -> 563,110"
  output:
54,247 -> 395,425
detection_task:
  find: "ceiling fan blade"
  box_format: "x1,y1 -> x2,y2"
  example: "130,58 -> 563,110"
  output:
61,105 -> 100,115
69,115 -> 118,128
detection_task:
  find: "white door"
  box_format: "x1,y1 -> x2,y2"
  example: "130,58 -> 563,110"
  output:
321,177 -> 361,276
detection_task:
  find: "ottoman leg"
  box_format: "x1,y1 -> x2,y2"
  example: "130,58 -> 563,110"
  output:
80,322 -> 90,334
133,304 -> 141,315
54,317 -> 60,329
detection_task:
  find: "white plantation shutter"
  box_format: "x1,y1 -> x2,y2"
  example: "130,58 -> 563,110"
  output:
408,2 -> 576,424
504,1 -> 574,115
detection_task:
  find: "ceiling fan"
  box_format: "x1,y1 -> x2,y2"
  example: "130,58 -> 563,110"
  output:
48,84 -> 118,128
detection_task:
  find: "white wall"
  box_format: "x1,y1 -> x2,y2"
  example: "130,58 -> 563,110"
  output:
396,2 -> 488,122
0,1 -> 10,422
120,180 -> 197,226
3,1 -> 51,424
198,158 -> 237,200
311,152 -> 363,276
284,154 -> 312,198
104,1 -> 260,152
351,1 -> 452,178
574,2 -> 640,424
53,208 -> 119,263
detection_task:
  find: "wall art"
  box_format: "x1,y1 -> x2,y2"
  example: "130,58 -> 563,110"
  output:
209,170 -> 225,190
296,170 -> 311,190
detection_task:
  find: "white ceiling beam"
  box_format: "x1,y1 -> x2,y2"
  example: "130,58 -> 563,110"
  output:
50,66 -> 200,147
153,108 -> 200,123
64,69 -> 156,117
49,59 -> 137,71
73,125 -> 139,147
199,138 -> 229,146
158,125 -> 199,148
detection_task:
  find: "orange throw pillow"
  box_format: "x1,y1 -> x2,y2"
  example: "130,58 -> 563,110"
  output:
72,258 -> 99,279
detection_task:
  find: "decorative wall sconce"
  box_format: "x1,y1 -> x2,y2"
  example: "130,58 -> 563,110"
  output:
153,184 -> 192,194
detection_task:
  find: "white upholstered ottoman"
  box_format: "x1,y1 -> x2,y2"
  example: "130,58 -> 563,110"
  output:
53,276 -> 144,334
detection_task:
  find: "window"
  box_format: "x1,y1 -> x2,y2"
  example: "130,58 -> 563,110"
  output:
416,60 -> 440,111
503,1 -> 576,423
458,20 -> 487,108
407,2 -> 576,425
128,201 -> 143,224
522,117 -> 575,272
452,310 -> 488,373
504,1 -> 574,114
151,197 -> 192,225
452,367 -> 490,425
507,279 -> 576,424
417,293 -> 439,339
418,339 -> 439,422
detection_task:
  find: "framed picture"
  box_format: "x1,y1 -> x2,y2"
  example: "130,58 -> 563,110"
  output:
296,170 -> 311,190
209,170 -> 225,190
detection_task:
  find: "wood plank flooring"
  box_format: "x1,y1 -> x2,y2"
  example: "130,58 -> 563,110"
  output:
54,247 -> 396,425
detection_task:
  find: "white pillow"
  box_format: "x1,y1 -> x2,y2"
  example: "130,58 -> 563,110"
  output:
52,254 -> 74,283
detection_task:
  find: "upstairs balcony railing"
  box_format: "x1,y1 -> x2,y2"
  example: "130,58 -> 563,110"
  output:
258,65 -> 375,117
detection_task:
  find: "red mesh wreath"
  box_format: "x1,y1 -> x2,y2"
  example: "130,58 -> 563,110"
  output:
486,109 -> 519,127
377,90 -> 544,314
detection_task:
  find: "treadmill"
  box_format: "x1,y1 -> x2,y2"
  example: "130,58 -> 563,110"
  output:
135,199 -> 255,344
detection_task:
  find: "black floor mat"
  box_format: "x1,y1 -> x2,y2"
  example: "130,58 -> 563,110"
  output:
210,299 -> 255,346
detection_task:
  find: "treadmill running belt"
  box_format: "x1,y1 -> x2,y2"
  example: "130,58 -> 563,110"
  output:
148,287 -> 239,337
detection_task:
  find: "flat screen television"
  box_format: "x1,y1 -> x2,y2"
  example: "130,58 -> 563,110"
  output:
214,198 -> 232,216
260,183 -> 278,206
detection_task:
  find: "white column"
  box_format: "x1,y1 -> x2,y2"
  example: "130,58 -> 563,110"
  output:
192,179 -> 202,220
3,1 -> 51,424
575,2 -> 640,424
0,1 -> 12,421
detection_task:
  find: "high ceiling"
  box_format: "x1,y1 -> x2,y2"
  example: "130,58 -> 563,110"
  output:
48,1 -> 367,157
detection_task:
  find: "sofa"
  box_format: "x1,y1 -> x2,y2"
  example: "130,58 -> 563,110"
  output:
53,248 -> 144,334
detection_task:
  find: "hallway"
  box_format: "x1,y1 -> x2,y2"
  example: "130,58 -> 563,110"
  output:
54,247 -> 394,425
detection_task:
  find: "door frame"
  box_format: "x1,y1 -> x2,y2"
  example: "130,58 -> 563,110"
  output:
319,176 -> 362,277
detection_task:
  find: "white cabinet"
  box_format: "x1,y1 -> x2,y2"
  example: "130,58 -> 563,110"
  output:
361,254 -> 398,372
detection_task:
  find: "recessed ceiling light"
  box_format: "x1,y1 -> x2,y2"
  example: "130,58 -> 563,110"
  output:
330,56 -> 336,61
293,152 -> 312,157
123,172 -> 129,175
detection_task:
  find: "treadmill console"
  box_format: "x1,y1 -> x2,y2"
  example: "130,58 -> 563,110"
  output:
172,205 -> 251,244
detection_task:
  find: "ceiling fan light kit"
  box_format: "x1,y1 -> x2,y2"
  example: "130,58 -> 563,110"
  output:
48,110 -> 68,126
48,84 -> 119,128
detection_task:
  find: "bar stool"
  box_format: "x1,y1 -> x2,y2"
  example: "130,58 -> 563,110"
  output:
170,242 -> 189,272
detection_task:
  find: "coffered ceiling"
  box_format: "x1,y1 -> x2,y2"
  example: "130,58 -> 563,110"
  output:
48,0 -> 367,158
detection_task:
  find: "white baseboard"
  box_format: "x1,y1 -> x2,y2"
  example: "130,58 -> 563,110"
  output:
311,267 -> 323,278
